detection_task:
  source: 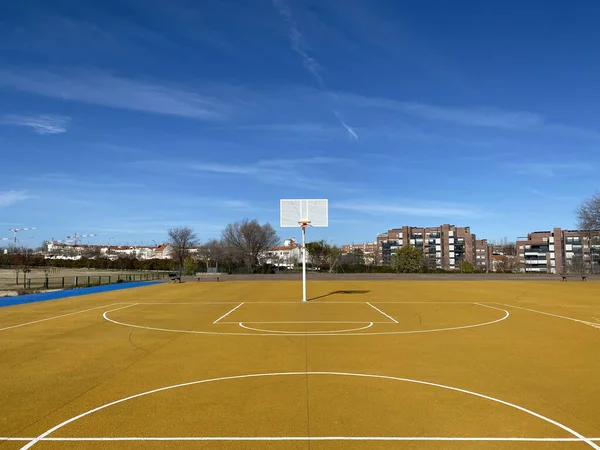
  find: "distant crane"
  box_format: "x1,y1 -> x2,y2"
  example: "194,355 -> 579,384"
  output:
8,227 -> 37,244
65,233 -> 97,245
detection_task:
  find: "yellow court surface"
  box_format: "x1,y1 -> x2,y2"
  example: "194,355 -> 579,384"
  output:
1,279 -> 600,449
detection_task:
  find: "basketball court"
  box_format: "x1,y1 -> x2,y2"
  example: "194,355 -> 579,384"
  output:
1,278 -> 600,449
1,200 -> 599,449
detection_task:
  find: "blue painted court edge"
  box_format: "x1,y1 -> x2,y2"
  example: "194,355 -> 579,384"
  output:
0,282 -> 162,308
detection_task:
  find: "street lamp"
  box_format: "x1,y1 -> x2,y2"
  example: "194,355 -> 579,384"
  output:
108,237 -> 115,247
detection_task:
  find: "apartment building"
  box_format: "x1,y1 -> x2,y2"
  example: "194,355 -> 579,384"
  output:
516,228 -> 600,274
474,239 -> 493,271
377,224 -> 479,270
341,242 -> 379,264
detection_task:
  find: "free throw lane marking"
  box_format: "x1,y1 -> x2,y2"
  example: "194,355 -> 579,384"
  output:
366,302 -> 398,323
213,303 -> 244,324
19,372 -> 599,449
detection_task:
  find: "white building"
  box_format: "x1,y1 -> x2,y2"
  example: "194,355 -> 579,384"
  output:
44,242 -> 172,260
263,238 -> 303,269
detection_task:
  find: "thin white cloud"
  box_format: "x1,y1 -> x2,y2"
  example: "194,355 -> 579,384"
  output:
235,123 -> 335,134
337,93 -> 545,130
26,173 -> 147,189
333,200 -> 486,219
190,163 -> 255,174
173,156 -> 361,192
218,200 -> 255,210
0,68 -> 229,120
339,119 -> 359,140
258,156 -> 350,168
272,0 -> 324,87
190,157 -> 349,175
0,190 -> 30,207
400,103 -> 544,130
528,189 -> 579,202
0,114 -> 70,134
515,162 -> 595,177
272,0 -> 358,139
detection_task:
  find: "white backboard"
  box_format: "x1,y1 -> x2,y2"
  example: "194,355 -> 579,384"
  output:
280,199 -> 328,227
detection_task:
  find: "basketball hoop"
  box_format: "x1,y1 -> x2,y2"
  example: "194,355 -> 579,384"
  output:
280,199 -> 328,302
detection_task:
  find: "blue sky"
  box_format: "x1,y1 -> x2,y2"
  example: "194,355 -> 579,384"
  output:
1,0 -> 599,247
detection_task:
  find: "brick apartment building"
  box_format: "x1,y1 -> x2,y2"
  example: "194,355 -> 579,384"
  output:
341,242 -> 379,264
475,239 -> 493,272
377,224 -> 490,270
516,228 -> 600,274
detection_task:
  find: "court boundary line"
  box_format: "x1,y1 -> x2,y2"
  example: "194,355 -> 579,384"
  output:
18,371 -> 600,450
4,436 -> 600,442
495,303 -> 600,328
213,303 -> 244,324
366,302 -> 398,323
0,303 -> 122,332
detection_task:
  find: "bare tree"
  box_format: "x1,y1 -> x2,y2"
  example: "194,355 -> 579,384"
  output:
577,192 -> 600,230
197,239 -> 225,272
221,219 -> 279,271
12,246 -> 33,287
566,255 -> 585,274
167,227 -> 199,276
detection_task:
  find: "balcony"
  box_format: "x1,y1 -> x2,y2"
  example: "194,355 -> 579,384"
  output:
524,259 -> 547,265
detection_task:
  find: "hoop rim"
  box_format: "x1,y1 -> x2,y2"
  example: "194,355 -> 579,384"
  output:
298,220 -> 312,227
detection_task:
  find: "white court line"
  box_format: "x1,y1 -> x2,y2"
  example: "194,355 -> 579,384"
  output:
238,322 -> 374,334
219,321 -> 391,324
213,303 -> 244,324
240,301 -> 479,304
366,302 -> 398,323
18,372 -> 600,450
3,436 -> 600,442
127,301 -> 481,305
0,303 -> 120,332
104,304 -> 138,314
496,303 -> 600,328
136,302 -> 242,305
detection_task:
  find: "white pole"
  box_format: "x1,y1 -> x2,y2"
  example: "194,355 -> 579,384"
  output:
302,225 -> 307,302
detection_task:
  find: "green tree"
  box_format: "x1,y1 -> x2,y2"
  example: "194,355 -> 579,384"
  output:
327,245 -> 342,272
184,257 -> 199,276
391,246 -> 423,273
460,261 -> 475,273
306,240 -> 330,270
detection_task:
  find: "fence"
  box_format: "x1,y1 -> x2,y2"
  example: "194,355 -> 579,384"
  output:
9,272 -> 169,291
